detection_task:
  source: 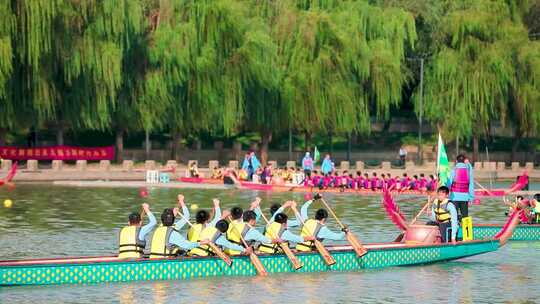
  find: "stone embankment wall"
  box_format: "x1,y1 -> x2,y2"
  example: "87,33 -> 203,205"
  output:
0,159 -> 534,182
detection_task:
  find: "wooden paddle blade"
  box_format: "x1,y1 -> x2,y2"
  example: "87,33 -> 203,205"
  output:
249,253 -> 268,276
208,243 -> 232,267
279,243 -> 303,270
346,232 -> 368,257
314,240 -> 336,266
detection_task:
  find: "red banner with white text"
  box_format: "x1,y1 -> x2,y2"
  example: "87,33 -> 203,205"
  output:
0,146 -> 115,161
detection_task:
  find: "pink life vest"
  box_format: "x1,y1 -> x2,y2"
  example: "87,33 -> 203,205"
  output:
303,158 -> 313,168
451,167 -> 470,193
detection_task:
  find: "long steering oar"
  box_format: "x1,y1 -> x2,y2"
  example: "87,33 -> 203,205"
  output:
259,212 -> 303,270
474,180 -> 496,197
226,216 -> 268,276
319,198 -> 367,257
291,205 -> 336,266
176,212 -> 232,267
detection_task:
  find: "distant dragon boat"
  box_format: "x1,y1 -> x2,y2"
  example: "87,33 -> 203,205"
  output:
177,175 -> 529,197
0,191 -> 523,286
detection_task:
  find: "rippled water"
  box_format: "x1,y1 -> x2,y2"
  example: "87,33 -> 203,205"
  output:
1,183 -> 539,303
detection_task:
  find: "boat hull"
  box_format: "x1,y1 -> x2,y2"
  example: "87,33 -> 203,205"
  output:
474,224 -> 540,241
0,240 -> 499,286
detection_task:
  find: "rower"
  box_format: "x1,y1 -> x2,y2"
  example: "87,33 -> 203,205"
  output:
429,186 -> 458,244
189,220 -> 251,256
295,199 -> 347,252
149,207 -> 207,259
118,203 -> 157,259
225,206 -> 245,254
187,198 -> 222,242
259,209 -> 315,254
533,194 -> 540,223
268,200 -> 300,227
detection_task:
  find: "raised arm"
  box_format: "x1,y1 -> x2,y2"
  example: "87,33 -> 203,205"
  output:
138,203 -> 157,241
209,198 -> 222,227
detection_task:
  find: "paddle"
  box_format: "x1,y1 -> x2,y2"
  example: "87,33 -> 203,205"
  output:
474,180 -> 496,196
291,205 -> 336,266
226,216 -> 268,276
409,195 -> 432,225
259,211 -> 303,270
318,197 -> 367,257
175,210 -> 232,267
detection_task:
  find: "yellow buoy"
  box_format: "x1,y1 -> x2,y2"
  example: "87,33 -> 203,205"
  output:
190,204 -> 199,211
3,199 -> 13,208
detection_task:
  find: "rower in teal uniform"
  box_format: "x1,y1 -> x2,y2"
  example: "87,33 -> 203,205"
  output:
294,194 -> 347,252
118,203 -> 157,259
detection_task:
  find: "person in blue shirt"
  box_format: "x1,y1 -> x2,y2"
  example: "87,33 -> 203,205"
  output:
242,151 -> 261,181
429,186 -> 459,244
446,154 -> 474,219
118,203 -> 157,258
321,154 -> 334,176
302,152 -> 314,182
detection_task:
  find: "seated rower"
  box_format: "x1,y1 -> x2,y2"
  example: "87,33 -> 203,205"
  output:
149,207 -> 207,259
532,194 -> 540,223
295,199 -> 347,252
118,203 -> 157,259
225,206 -> 245,254
189,220 -> 250,256
429,186 -> 458,244
259,213 -> 315,254
187,198 -> 222,242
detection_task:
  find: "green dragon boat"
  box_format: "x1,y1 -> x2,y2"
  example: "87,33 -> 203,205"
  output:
474,224 -> 540,241
0,240 -> 500,286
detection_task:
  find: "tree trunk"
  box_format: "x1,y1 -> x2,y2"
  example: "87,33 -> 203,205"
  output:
115,129 -> 124,163
145,130 -> 151,160
328,131 -> 333,154
472,135 -> 479,162
56,126 -> 64,146
304,132 -> 311,152
171,130 -> 182,162
260,131 -> 272,165
0,128 -> 6,146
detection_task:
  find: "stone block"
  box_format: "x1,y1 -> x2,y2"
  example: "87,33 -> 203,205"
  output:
76,160 -> 87,171
52,160 -> 63,171
381,161 -> 391,170
474,162 -> 483,170
286,161 -> 296,169
145,160 -> 156,170
208,160 -> 219,170
268,160 -> 278,168
99,160 -> 110,171
340,161 -> 350,171
355,161 -> 364,171
496,162 -> 505,171
122,160 -> 134,172
166,160 -> 178,171
27,160 -> 38,171
526,162 -> 534,170
488,162 -> 496,171
511,162 -> 520,171
228,160 -> 239,169
1,159 -> 12,171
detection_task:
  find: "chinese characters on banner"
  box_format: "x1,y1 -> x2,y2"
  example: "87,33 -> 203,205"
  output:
0,146 -> 115,161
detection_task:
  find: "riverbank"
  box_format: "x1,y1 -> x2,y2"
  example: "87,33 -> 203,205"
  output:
1,158 -> 536,182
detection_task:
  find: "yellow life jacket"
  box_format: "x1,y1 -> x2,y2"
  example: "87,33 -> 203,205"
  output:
149,226 -> 180,259
189,226 -> 221,257
434,199 -> 452,223
187,223 -> 204,242
258,222 -> 286,254
118,226 -> 145,259
296,219 -> 323,252
225,221 -> 248,255
534,200 -> 540,214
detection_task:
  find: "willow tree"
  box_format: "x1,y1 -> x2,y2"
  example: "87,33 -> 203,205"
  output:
145,0 -> 277,161
254,1 -> 415,152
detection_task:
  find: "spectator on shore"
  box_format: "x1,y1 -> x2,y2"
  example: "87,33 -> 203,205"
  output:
321,154 -> 333,176
302,152 -> 314,180
242,151 -> 261,181
189,162 -> 200,178
399,147 -> 407,165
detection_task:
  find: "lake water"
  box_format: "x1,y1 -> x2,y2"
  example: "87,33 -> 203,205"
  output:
0,183 -> 538,303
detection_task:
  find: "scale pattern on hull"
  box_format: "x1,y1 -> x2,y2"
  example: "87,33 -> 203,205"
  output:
474,226 -> 540,241
0,241 -> 498,286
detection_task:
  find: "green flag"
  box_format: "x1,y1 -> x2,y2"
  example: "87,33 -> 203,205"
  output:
437,133 -> 450,185
313,146 -> 320,164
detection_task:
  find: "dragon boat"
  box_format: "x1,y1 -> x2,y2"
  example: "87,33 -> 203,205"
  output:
0,192 -> 522,286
